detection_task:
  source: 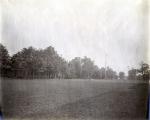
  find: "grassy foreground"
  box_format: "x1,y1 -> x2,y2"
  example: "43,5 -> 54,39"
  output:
1,79 -> 149,120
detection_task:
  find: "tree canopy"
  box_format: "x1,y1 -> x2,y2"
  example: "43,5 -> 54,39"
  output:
0,44 -> 10,77
0,43 -> 149,80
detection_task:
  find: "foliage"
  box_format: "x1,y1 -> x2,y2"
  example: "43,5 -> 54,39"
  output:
119,72 -> 125,80
127,62 -> 150,81
138,62 -> 149,80
0,44 -> 10,77
128,69 -> 137,80
0,43 -> 118,79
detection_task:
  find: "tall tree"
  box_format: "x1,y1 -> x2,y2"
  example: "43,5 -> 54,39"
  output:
128,69 -> 137,80
119,72 -> 125,80
11,47 -> 42,78
0,44 -> 10,77
138,62 -> 149,80
81,57 -> 95,79
69,57 -> 82,78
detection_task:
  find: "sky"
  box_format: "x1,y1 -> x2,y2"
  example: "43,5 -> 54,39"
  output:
0,0 -> 149,73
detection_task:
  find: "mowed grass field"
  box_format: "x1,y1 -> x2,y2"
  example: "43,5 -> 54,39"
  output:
1,79 -> 149,120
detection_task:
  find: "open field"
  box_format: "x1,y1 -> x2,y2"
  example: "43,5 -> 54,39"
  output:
1,79 -> 149,120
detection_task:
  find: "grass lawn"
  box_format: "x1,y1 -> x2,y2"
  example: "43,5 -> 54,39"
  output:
1,79 -> 149,120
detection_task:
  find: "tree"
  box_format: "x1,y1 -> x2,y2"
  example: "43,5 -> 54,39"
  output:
119,72 -> 125,80
99,67 -> 105,79
81,57 -> 96,79
128,69 -> 137,80
11,47 -> 41,78
40,46 -> 59,78
0,44 -> 10,77
138,62 -> 149,80
10,46 -> 69,79
0,43 -> 119,79
106,67 -> 118,79
68,57 -> 82,78
92,66 -> 101,79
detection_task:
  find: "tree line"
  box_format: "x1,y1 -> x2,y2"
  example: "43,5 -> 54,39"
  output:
0,43 -> 149,80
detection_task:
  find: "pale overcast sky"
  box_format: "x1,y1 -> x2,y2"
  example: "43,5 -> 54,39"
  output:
0,0 -> 149,73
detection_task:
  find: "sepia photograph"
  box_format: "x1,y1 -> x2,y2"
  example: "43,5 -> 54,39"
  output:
0,0 -> 150,120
